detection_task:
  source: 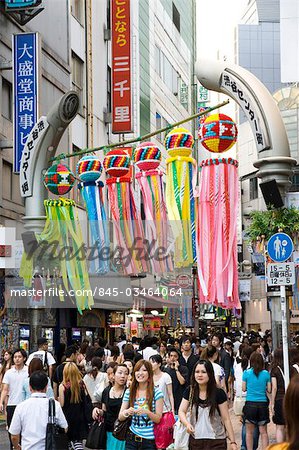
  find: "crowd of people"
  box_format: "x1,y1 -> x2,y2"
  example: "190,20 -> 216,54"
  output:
1,330 -> 299,449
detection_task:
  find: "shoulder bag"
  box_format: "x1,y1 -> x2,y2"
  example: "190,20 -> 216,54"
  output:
85,416 -> 107,449
113,416 -> 131,441
173,388 -> 193,450
45,398 -> 68,450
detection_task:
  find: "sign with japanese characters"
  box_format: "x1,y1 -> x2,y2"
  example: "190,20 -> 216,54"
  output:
20,116 -> 49,197
267,262 -> 295,286
13,32 -> 39,173
221,70 -> 270,153
111,0 -> 132,133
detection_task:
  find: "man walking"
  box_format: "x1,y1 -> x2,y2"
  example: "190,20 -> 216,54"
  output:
165,347 -> 188,414
26,337 -> 56,379
211,332 -> 232,390
9,371 -> 67,450
179,336 -> 198,385
52,345 -> 78,399
0,349 -> 28,449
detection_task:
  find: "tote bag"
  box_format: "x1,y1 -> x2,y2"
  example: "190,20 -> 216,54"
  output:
45,398 -> 68,450
85,417 -> 107,450
174,389 -> 193,450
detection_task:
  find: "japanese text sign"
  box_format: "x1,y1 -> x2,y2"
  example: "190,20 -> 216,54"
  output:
13,32 -> 39,173
111,0 -> 132,133
221,70 -> 270,153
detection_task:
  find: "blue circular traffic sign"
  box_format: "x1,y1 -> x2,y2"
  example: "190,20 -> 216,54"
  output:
267,232 -> 294,262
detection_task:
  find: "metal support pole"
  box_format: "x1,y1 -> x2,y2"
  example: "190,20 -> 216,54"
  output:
281,285 -> 290,387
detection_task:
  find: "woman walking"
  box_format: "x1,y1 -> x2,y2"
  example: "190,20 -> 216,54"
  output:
22,357 -> 53,400
83,356 -> 108,405
118,359 -> 163,449
93,364 -> 129,450
243,352 -> 271,450
178,359 -> 237,450
59,362 -> 92,450
0,350 -> 12,422
201,345 -> 226,391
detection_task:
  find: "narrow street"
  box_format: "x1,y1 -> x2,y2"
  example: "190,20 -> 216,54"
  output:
0,407 -> 277,450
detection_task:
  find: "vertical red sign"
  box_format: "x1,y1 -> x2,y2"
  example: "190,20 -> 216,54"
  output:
111,0 -> 132,134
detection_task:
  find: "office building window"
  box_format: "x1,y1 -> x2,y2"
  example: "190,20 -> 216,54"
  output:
72,52 -> 84,115
2,161 -> 12,200
172,3 -> 180,33
71,0 -> 84,24
2,78 -> 12,121
249,177 -> 258,200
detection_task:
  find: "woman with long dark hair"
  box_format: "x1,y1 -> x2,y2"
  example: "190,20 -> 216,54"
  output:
243,351 -> 271,450
267,374 -> 299,450
118,359 -> 163,449
178,359 -> 237,450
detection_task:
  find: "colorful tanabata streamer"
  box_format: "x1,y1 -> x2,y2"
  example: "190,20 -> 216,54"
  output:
197,158 -> 240,309
165,127 -> 197,268
20,198 -> 94,313
134,142 -> 173,274
78,180 -> 109,274
104,149 -> 148,275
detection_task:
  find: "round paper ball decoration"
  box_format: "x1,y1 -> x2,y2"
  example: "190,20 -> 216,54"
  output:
43,163 -> 75,195
103,149 -> 131,178
200,113 -> 238,153
76,155 -> 103,182
165,127 -> 194,157
134,142 -> 162,171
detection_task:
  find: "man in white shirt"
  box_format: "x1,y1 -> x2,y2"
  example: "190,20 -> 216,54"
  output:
26,337 -> 56,379
9,371 -> 67,450
138,336 -> 158,360
0,348 -> 28,449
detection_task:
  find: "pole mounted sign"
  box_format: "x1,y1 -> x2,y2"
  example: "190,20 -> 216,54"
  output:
13,32 -> 39,173
111,0 -> 133,134
267,232 -> 294,263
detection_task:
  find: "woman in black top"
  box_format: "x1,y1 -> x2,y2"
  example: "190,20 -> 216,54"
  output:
93,364 -> 129,450
179,360 -> 237,450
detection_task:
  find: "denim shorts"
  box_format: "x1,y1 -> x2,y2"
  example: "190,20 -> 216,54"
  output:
243,401 -> 270,426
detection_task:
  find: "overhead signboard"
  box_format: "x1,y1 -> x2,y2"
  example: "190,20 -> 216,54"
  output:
267,262 -> 295,286
111,0 -> 133,134
267,232 -> 294,263
221,70 -> 271,153
13,32 -> 39,173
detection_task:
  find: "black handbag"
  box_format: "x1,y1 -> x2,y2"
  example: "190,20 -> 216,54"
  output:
112,416 -> 131,441
45,398 -> 69,450
85,417 -> 107,449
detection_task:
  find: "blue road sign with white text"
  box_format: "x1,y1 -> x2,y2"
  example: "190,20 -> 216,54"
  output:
267,232 -> 294,263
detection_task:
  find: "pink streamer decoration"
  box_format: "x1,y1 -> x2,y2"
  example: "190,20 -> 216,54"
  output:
197,158 -> 240,309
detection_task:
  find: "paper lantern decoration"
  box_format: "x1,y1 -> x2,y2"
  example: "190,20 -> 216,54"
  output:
76,155 -> 103,182
134,142 -> 161,171
197,157 -> 240,309
43,163 -> 75,195
135,141 -> 173,274
165,127 -> 194,157
200,113 -> 238,153
165,128 -> 197,267
103,149 -> 131,178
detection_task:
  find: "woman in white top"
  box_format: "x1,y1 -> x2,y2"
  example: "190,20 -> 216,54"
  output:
83,356 -> 108,404
200,345 -> 226,391
150,354 -> 175,414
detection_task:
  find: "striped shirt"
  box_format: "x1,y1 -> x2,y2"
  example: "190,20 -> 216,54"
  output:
123,387 -> 163,439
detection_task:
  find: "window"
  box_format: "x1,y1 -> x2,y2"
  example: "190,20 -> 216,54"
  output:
71,0 -> 84,24
172,3 -> 180,33
2,161 -> 12,200
249,177 -> 258,200
72,52 -> 84,115
156,112 -> 162,141
2,78 -> 12,121
155,45 -> 161,76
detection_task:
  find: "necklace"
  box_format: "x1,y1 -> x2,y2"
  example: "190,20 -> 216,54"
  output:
110,387 -> 124,399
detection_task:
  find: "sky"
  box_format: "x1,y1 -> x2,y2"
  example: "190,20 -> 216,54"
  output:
196,0 -> 248,61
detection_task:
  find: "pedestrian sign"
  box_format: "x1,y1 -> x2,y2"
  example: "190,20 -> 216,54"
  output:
267,232 -> 293,262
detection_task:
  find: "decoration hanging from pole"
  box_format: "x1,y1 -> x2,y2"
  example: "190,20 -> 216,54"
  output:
165,127 -> 197,268
20,198 -> 93,313
77,155 -> 109,274
134,142 -> 173,274
200,113 -> 238,153
43,163 -> 75,195
197,158 -> 240,309
103,148 -> 148,275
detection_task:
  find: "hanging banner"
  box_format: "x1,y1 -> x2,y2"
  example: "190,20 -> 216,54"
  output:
13,32 -> 39,173
111,0 -> 132,133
